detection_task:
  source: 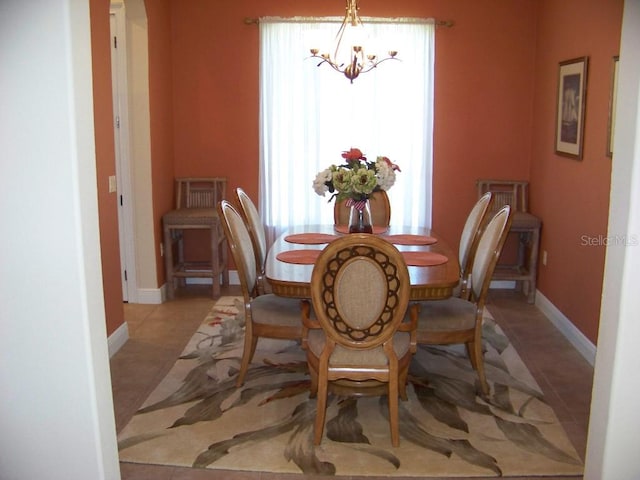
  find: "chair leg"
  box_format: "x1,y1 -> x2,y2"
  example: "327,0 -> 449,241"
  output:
467,340 -> 489,395
398,366 -> 409,401
388,377 -> 400,447
236,334 -> 259,387
308,366 -> 318,398
314,374 -> 329,445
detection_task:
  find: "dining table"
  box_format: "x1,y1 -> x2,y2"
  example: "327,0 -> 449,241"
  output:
265,224 -> 460,301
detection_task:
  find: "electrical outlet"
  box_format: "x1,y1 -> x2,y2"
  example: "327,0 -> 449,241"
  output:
108,175 -> 117,193
542,250 -> 548,266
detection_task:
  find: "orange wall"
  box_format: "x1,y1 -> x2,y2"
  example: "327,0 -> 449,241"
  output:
136,0 -> 623,345
90,0 -> 125,336
165,0 -> 536,258
147,0 -> 176,285
530,0 -> 623,343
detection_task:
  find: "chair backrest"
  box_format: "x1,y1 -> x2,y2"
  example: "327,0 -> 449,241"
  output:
470,205 -> 513,304
477,179 -> 528,213
235,188 -> 267,271
333,190 -> 392,228
176,177 -> 227,209
217,200 -> 258,300
459,192 -> 494,277
311,234 -> 410,350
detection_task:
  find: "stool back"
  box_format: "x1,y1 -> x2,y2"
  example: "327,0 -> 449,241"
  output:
477,179 -> 528,213
176,177 -> 227,209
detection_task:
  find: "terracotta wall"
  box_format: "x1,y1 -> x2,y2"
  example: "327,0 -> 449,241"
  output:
530,0 -> 623,343
115,0 -> 622,346
90,0 -> 124,336
146,0 -> 175,284
164,0 -> 537,259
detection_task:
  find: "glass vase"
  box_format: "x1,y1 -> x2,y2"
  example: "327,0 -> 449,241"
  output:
348,199 -> 373,233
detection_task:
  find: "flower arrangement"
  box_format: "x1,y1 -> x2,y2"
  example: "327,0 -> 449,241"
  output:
312,148 -> 401,206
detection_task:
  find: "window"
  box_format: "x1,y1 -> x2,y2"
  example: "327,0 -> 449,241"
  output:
259,18 -> 434,242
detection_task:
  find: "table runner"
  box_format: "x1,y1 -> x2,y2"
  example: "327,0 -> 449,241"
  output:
276,250 -> 322,264
382,234 -> 438,245
276,249 -> 448,267
334,225 -> 389,234
284,233 -> 339,244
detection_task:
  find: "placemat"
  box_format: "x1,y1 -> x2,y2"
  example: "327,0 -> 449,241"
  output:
276,249 -> 322,264
401,251 -> 448,266
284,233 -> 339,245
334,225 -> 389,234
383,234 -> 438,245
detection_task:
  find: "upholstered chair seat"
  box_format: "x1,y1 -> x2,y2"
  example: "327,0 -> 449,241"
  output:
412,206 -> 513,396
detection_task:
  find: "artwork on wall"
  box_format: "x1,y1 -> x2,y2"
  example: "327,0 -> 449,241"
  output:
607,55 -> 619,158
555,56 -> 589,160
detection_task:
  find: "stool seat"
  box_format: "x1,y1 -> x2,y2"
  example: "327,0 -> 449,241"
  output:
163,178 -> 229,300
512,211 -> 542,229
163,208 -> 217,225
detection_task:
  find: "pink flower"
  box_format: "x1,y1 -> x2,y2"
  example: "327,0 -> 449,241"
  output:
381,156 -> 401,172
341,148 -> 366,162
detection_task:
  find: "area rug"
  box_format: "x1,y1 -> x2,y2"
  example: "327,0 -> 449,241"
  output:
117,296 -> 583,477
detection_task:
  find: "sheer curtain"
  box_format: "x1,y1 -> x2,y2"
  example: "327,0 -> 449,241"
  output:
259,17 -> 434,243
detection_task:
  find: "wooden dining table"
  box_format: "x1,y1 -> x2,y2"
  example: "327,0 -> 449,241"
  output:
265,224 -> 460,301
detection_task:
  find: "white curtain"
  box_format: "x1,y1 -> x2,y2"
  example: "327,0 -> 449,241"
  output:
259,17 -> 434,242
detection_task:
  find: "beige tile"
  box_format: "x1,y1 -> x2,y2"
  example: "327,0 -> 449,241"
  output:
113,286 -> 593,480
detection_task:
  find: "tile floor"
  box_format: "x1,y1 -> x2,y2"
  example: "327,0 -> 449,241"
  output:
110,286 -> 594,480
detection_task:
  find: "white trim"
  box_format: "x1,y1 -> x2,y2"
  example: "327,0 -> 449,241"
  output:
535,290 -> 597,366
490,280 -> 516,289
136,288 -> 163,305
185,271 -> 241,286
107,322 -> 129,357
110,2 -> 138,303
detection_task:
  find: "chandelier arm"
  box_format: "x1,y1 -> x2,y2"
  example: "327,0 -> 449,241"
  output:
358,56 -> 401,74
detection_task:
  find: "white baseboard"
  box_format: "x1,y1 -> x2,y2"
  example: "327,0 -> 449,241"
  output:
136,288 -> 163,304
490,280 -> 516,289
108,321 -> 129,357
535,290 -> 597,366
186,271 -> 240,286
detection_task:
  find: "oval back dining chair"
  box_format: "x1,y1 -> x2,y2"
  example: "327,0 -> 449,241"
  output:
456,191 -> 494,300
301,234 -> 418,447
234,187 -> 270,294
333,190 -> 391,229
217,200 -> 303,387
413,205 -> 513,396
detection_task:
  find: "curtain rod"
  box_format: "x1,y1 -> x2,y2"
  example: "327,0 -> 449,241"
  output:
243,17 -> 454,28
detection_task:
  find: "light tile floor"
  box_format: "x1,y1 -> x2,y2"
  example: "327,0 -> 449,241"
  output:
110,286 -> 593,480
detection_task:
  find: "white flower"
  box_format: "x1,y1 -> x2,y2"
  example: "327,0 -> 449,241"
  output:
375,157 -> 396,191
313,168 -> 333,196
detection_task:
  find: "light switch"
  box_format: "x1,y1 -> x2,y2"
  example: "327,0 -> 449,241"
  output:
108,175 -> 117,193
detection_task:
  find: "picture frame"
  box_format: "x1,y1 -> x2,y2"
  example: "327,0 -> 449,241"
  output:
555,57 -> 589,159
606,56 -> 619,158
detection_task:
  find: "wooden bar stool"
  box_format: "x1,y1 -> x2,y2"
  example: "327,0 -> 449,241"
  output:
162,177 -> 229,299
477,180 -> 541,303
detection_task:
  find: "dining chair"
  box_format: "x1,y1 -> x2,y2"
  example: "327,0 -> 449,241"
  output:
217,200 -> 303,387
301,234 -> 419,447
234,187 -> 269,295
333,190 -> 391,228
413,205 -> 513,396
455,191 -> 494,300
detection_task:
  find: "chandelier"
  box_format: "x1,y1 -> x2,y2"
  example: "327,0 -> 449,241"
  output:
309,0 -> 398,83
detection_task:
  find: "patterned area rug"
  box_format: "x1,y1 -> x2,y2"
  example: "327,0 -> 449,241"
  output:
118,296 -> 583,477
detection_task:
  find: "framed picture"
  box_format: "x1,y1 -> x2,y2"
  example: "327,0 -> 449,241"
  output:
606,56 -> 619,157
555,56 -> 588,159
